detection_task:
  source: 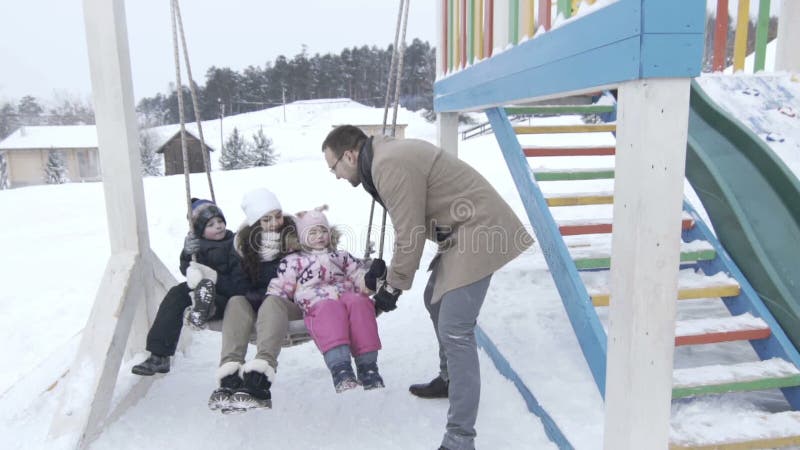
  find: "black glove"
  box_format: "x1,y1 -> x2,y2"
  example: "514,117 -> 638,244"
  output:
364,259 -> 387,291
183,232 -> 201,256
373,284 -> 401,313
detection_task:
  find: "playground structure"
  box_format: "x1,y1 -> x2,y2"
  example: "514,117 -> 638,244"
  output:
41,0 -> 800,448
434,0 -> 800,448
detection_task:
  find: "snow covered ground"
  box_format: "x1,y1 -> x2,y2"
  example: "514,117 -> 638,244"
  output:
2,69 -> 800,449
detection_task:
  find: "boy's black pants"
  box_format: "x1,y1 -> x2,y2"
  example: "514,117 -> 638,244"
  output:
146,282 -> 226,356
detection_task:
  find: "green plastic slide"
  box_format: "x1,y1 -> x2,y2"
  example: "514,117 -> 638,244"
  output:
686,80 -> 800,352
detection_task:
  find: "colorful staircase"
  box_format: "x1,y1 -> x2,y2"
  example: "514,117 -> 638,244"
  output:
484,100 -> 800,449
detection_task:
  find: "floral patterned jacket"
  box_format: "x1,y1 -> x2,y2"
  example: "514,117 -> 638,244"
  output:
267,249 -> 371,313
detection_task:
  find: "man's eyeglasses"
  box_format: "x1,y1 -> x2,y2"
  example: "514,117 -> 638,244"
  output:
329,151 -> 346,173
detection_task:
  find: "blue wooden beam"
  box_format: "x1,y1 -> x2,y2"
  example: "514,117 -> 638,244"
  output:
434,0 -> 705,112
486,107 -> 608,395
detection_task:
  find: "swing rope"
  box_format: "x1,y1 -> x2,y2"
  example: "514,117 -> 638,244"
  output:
170,0 -> 216,232
365,0 -> 410,260
173,0 -> 215,204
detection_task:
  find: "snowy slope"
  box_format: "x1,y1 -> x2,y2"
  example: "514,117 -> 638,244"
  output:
3,64 -> 800,448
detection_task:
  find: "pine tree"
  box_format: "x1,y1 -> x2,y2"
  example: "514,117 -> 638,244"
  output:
0,151 -> 9,189
219,127 -> 250,170
44,150 -> 68,184
250,128 -> 278,167
139,129 -> 162,176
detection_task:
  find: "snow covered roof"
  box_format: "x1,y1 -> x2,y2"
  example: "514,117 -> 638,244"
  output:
0,125 -> 98,151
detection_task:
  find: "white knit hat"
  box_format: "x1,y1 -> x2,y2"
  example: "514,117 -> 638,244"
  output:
241,188 -> 282,226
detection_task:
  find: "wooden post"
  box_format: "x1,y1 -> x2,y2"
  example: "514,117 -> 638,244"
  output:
47,0 -> 176,447
442,0 -> 449,74
437,113 -> 460,157
776,0 -> 800,74
437,0 -> 459,157
603,78 -> 690,450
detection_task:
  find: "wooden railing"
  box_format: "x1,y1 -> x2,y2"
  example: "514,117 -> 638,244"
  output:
440,0 -> 599,75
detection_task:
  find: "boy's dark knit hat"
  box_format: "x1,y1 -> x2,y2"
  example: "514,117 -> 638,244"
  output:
191,197 -> 226,237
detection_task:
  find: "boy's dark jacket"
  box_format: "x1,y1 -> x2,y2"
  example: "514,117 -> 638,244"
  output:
179,230 -> 249,298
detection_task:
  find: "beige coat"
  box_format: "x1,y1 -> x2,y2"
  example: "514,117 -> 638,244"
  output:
370,136 -> 533,303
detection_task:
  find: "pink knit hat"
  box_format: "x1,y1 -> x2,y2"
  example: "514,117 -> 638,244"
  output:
295,205 -> 330,247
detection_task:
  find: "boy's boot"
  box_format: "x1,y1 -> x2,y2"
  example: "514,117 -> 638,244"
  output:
208,362 -> 243,413
131,353 -> 170,376
186,279 -> 217,329
330,361 -> 359,393
409,375 -> 449,398
229,359 -> 273,411
356,362 -> 385,390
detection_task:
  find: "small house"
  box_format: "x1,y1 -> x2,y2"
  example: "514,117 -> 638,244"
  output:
0,125 -> 101,188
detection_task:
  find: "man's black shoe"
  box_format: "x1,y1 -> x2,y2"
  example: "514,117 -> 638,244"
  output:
409,375 -> 448,398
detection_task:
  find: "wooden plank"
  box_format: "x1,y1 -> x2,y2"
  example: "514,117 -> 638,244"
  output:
505,104 -> 615,114
538,0 -> 551,32
670,435 -> 800,450
683,200 -> 800,409
509,0 -> 519,45
675,328 -> 771,346
559,216 -> 695,235
575,248 -> 716,270
486,107 -> 608,394
557,0 -> 571,19
775,0 -> 800,73
493,0 -> 508,53
713,0 -> 729,72
533,168 -> 614,181
439,0 -> 450,72
546,194 -> 613,207
754,0 -> 771,72
591,284 -> 741,307
524,146 -> 615,156
484,0 -> 493,57
462,0 -> 468,69
669,411 -> 800,450
434,1 -> 642,110
515,123 -> 616,134
672,374 -> 800,399
733,0 -> 750,72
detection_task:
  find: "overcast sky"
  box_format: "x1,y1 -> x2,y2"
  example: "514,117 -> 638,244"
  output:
0,0 -> 437,103
1,1 -> 784,105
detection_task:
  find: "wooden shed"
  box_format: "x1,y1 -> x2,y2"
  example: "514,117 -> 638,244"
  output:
156,130 -> 215,175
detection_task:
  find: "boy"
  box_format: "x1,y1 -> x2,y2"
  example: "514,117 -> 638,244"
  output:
132,198 -> 248,376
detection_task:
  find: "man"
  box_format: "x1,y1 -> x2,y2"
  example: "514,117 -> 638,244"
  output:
322,125 -> 532,450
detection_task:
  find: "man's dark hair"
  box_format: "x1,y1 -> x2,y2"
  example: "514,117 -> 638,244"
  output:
322,125 -> 367,157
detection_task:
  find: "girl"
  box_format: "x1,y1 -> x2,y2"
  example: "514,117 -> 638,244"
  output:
209,188 -> 303,412
267,206 -> 386,393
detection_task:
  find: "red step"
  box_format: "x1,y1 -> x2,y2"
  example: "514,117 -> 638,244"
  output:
674,315 -> 771,346
524,146 -> 616,157
558,217 -> 695,236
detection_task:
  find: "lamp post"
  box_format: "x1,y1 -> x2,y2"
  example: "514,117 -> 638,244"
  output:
218,97 -> 224,153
